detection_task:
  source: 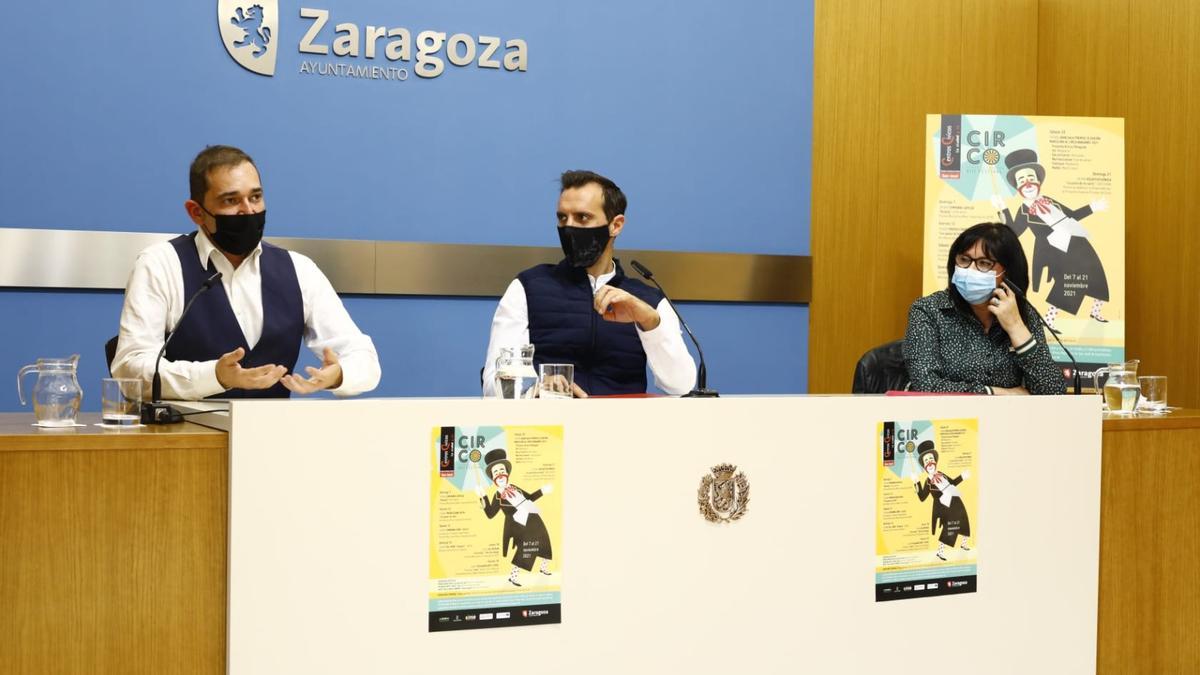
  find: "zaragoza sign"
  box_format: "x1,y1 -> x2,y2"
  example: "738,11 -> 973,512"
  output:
218,1 -> 529,81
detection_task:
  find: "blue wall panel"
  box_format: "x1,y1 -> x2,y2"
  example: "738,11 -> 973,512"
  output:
0,0 -> 813,410
0,290 -> 806,411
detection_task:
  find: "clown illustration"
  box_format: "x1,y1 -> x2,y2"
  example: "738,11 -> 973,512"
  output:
992,148 -> 1110,331
911,441 -> 972,561
476,448 -> 555,586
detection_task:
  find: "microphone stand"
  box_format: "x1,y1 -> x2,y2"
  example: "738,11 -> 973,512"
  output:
629,260 -> 718,398
1003,280 -> 1082,395
142,271 -> 223,424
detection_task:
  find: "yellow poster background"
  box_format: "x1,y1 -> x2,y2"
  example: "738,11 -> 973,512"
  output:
923,114 -> 1125,368
429,425 -> 563,604
875,418 -> 978,576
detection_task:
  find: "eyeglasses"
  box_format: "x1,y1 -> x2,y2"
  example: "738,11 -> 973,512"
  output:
954,253 -> 997,272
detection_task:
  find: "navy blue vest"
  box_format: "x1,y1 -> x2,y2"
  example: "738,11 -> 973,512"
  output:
518,259 -> 664,396
166,233 -> 304,399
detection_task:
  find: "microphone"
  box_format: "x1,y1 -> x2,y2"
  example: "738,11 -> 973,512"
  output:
142,271 -> 223,424
629,260 -> 718,398
1002,280 -> 1082,395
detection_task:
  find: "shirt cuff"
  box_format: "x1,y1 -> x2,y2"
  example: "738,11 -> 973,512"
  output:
328,378 -> 360,397
326,355 -> 380,397
192,361 -> 226,399
1013,336 -> 1037,355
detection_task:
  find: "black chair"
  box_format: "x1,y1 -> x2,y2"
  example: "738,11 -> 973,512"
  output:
851,339 -> 909,394
105,335 -> 119,376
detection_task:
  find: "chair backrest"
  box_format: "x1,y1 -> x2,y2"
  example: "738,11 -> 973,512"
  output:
851,339 -> 909,394
105,335 -> 119,377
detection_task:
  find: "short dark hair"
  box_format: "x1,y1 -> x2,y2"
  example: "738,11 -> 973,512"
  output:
189,145 -> 257,204
946,222 -> 1033,326
560,170 -> 627,222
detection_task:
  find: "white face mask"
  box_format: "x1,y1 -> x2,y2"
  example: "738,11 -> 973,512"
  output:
951,266 -> 997,305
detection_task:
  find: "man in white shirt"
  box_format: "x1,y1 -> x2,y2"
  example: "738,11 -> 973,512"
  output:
112,145 -> 380,399
482,170 -> 696,397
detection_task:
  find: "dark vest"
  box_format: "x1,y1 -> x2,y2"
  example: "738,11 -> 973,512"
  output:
166,233 -> 304,399
518,259 -> 664,396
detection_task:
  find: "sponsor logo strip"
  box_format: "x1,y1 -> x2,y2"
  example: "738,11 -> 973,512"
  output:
874,576 -> 977,603
429,604 -> 560,632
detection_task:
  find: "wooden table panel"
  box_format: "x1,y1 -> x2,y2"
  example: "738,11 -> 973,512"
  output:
1102,407 -> 1200,432
0,415 -> 226,453
0,414 -> 227,675
1099,412 -> 1200,674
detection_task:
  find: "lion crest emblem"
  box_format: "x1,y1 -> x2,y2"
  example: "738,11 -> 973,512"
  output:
697,463 -> 749,523
218,0 -> 278,76
230,5 -> 272,57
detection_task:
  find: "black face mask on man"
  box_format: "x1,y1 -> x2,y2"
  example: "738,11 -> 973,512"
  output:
200,206 -> 266,256
557,224 -> 611,268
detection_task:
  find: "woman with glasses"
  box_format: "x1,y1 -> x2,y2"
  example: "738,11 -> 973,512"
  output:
903,222 -> 1065,395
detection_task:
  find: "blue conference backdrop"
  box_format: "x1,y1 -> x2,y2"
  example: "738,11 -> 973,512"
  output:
0,0 -> 812,409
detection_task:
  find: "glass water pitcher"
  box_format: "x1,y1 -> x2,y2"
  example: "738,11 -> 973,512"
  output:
17,355 -> 83,427
1093,359 -> 1140,414
494,345 -> 537,399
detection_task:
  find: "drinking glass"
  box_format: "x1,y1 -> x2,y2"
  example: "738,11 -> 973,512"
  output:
1137,376 -> 1167,414
102,378 -> 142,426
538,364 -> 575,400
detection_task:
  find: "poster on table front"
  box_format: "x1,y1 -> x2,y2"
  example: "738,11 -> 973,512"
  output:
923,114 -> 1125,385
875,418 -> 978,602
429,425 -> 563,631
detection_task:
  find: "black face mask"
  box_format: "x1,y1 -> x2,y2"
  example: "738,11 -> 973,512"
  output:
558,224 -> 611,268
201,206 -> 266,256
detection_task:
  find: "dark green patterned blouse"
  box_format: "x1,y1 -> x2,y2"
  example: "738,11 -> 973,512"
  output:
903,290 -> 1066,395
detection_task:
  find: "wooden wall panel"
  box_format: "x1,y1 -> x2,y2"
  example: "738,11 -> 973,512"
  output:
1037,0 -> 1130,117
870,0 -> 964,362
1123,1 -> 1200,410
810,0 -> 881,392
1038,0 -> 1200,409
810,0 -> 1038,393
960,0 -> 1040,114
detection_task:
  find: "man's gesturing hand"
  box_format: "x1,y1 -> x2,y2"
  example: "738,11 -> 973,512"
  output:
281,347 -> 345,395
594,285 -> 660,331
215,347 -> 286,391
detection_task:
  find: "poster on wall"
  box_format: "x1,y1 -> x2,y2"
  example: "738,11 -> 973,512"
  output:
923,114 -> 1125,385
429,425 -> 563,631
875,418 -> 978,602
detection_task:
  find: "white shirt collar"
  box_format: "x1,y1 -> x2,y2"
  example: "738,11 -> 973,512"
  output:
588,260 -> 617,287
194,226 -> 263,270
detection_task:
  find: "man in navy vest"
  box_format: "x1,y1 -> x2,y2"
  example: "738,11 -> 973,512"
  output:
112,145 -> 380,399
482,170 -> 696,397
